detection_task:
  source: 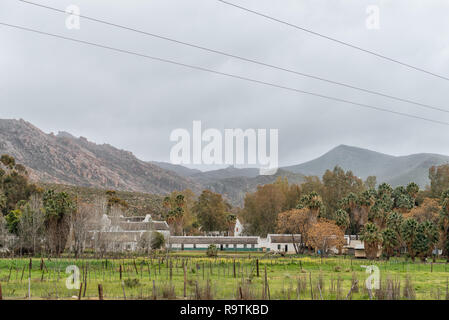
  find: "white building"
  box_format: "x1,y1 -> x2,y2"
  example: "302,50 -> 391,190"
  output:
234,218 -> 244,236
169,236 -> 260,252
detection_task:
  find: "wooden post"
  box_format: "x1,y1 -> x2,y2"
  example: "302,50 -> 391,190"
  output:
78,283 -> 83,300
0,282 -> 2,300
264,266 -> 268,299
256,259 -> 259,277
119,264 -> 122,280
133,259 -> 138,275
233,259 -> 236,278
83,263 -> 88,298
152,280 -> 156,300
121,280 -> 126,300
183,264 -> 187,298
309,272 -> 313,300
98,284 -> 104,300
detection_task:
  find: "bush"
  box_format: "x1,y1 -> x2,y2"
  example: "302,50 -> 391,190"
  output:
151,232 -> 166,250
206,244 -> 218,257
124,278 -> 140,288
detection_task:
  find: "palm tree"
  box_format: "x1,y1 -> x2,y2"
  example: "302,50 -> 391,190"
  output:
360,222 -> 382,259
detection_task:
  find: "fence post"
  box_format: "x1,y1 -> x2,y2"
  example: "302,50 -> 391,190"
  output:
256,259 -> 259,277
0,282 -> 2,300
183,264 -> 187,298
98,284 -> 104,300
121,280 -> 126,300
78,283 -> 83,300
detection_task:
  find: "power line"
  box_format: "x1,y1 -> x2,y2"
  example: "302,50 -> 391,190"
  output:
216,0 -> 449,83
1,22 -> 449,127
16,0 -> 449,114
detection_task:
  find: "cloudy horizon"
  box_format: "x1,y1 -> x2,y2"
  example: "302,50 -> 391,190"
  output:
2,0 -> 449,170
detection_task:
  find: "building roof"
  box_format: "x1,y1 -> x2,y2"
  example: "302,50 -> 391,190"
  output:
117,220 -> 169,231
153,221 -> 170,231
169,236 -> 259,245
91,231 -> 142,242
268,234 -> 301,243
119,222 -> 151,231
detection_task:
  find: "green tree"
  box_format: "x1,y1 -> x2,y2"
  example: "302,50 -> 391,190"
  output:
378,183 -> 393,198
360,222 -> 382,259
335,209 -> 350,232
297,191 -> 325,217
406,182 -> 420,202
0,154 -> 16,169
414,221 -> 438,262
151,231 -> 166,250
193,190 -> 228,233
401,218 -> 419,262
243,183 -> 286,236
365,176 -> 377,190
322,166 -> 364,218
381,228 -> 399,260
5,209 -> 21,235
43,190 -> 75,255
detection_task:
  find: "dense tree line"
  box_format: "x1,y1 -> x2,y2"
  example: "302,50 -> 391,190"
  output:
240,164 -> 449,261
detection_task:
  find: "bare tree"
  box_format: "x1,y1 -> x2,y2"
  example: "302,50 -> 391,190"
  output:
18,195 -> 45,255
70,201 -> 93,258
90,196 -> 109,257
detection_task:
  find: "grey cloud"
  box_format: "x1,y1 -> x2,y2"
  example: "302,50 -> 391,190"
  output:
1,0 -> 448,169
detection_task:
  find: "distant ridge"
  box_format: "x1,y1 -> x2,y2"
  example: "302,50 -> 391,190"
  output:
284,144 -> 449,187
1,119 -> 448,204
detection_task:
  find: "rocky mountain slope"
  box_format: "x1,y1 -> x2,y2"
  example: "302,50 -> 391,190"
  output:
0,119 -> 199,194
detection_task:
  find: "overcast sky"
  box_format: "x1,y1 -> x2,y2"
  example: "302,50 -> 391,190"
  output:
1,0 -> 449,170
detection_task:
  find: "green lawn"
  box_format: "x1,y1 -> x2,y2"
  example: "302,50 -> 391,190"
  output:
0,254 -> 448,300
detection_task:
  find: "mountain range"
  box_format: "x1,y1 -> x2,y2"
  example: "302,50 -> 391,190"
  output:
1,119 -> 448,206
283,144 -> 449,187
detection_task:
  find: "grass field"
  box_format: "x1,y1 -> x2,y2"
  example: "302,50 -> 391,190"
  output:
0,253 -> 448,300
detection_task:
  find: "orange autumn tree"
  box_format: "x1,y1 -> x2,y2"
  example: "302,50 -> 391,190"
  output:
276,208 -> 317,254
405,197 -> 441,224
308,219 -> 345,257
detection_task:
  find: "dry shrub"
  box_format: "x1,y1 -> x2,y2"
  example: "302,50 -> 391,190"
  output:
236,280 -> 256,300
403,275 -> 416,300
193,280 -> 214,300
161,283 -> 176,299
297,275 -> 307,298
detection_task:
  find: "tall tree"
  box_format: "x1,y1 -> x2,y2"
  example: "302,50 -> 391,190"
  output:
276,208 -> 316,254
242,183 -> 286,236
43,190 -> 75,255
429,165 -> 449,198
400,218 -> 419,262
322,166 -> 364,218
360,222 -> 382,259
193,190 -> 228,233
18,195 -> 45,255
439,190 -> 449,261
364,176 -> 377,190
308,219 -> 345,257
